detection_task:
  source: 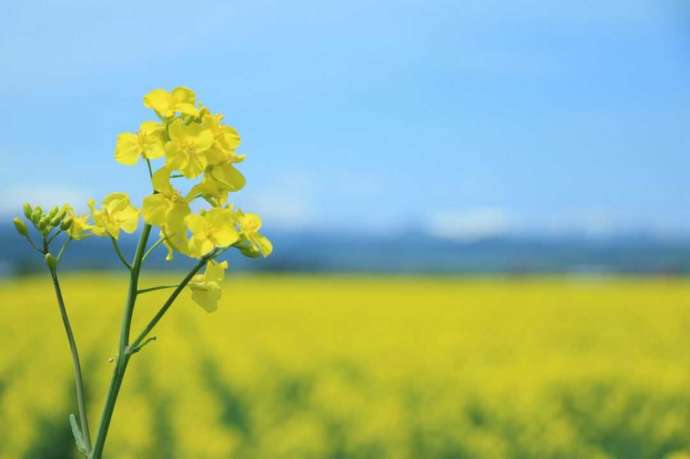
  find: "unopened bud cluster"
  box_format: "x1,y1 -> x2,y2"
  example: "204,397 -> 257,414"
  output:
17,203 -> 73,237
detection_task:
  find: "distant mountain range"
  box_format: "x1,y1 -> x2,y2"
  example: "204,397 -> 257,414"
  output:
2,223 -> 690,276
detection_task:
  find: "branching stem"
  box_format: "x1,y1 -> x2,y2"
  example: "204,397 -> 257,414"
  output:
128,254 -> 212,353
48,266 -> 92,453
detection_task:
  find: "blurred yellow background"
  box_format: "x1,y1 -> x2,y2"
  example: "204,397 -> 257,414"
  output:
2,274 -> 689,458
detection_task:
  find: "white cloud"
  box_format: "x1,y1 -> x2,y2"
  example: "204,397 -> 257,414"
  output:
427,208 -> 511,241
0,186 -> 90,216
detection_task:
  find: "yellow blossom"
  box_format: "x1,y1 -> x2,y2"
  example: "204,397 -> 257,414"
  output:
164,118 -> 214,178
188,260 -> 228,312
142,167 -> 191,258
200,110 -> 245,165
63,205 -> 93,240
236,211 -> 273,257
185,207 -> 239,258
89,193 -> 140,239
190,163 -> 246,205
143,87 -> 199,118
114,121 -> 166,165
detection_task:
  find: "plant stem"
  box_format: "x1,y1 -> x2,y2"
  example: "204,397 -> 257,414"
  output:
110,237 -> 132,271
137,284 -> 180,294
128,255 -> 210,352
90,224 -> 151,459
48,266 -> 92,452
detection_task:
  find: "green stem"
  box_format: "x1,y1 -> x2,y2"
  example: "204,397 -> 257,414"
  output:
137,284 -> 180,294
110,237 -> 132,271
141,237 -> 166,262
90,225 -> 151,459
128,255 -> 211,353
49,267 -> 92,452
145,158 -> 154,179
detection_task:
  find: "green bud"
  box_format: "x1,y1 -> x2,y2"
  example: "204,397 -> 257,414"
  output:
48,206 -> 59,219
61,218 -> 73,231
44,253 -> 58,270
23,203 -> 32,219
13,217 -> 29,237
39,215 -> 51,230
31,207 -> 43,224
50,211 -> 65,227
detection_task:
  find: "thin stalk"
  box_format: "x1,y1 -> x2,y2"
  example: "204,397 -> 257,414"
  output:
141,237 -> 166,262
49,267 -> 92,452
90,225 -> 151,459
128,255 -> 211,353
47,229 -> 63,244
110,237 -> 132,271
56,237 -> 71,262
145,158 -> 154,179
137,284 -> 180,294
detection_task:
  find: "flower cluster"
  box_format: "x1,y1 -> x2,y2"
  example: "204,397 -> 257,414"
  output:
18,87 -> 271,312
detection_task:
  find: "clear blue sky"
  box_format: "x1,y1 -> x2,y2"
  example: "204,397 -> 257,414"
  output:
2,0 -> 690,239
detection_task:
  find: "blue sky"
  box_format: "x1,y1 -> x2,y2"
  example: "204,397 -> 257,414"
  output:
2,0 -> 690,239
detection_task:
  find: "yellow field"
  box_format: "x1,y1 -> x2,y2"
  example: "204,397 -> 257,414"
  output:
1,274 -> 690,459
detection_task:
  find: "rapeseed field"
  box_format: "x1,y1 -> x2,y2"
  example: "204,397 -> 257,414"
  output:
1,274 -> 689,459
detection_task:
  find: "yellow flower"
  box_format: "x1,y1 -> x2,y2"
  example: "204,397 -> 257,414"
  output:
114,121 -> 166,165
89,193 -> 140,239
62,205 -> 93,240
185,207 -> 239,258
188,260 -> 228,312
143,87 -> 199,118
200,110 -> 245,165
189,162 -> 246,205
164,118 -> 215,178
236,211 -> 273,257
142,167 -> 191,258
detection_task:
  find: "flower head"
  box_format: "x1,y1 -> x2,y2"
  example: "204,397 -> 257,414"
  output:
200,110 -> 245,165
115,121 -> 166,165
142,167 -> 191,258
164,118 -> 214,178
63,205 -> 94,240
144,87 -> 199,118
185,207 -> 239,258
89,193 -> 140,239
188,260 -> 228,312
235,211 -> 273,257
190,162 -> 245,206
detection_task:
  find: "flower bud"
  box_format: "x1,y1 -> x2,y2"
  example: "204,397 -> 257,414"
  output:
61,218 -> 73,231
48,206 -> 59,219
39,215 -> 51,230
13,217 -> 29,237
50,210 -> 65,227
23,203 -> 33,219
44,253 -> 58,270
31,207 -> 43,224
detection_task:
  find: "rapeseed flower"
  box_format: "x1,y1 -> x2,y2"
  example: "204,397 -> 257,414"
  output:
188,260 -> 228,312
200,110 -> 245,164
63,205 -> 94,240
144,87 -> 199,118
185,207 -> 239,258
236,211 -> 272,257
114,121 -> 166,165
190,163 -> 246,205
164,118 -> 214,178
89,193 -> 139,239
142,167 -> 191,257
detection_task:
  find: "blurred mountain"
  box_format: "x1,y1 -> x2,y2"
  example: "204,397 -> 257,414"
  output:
2,224 -> 690,276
